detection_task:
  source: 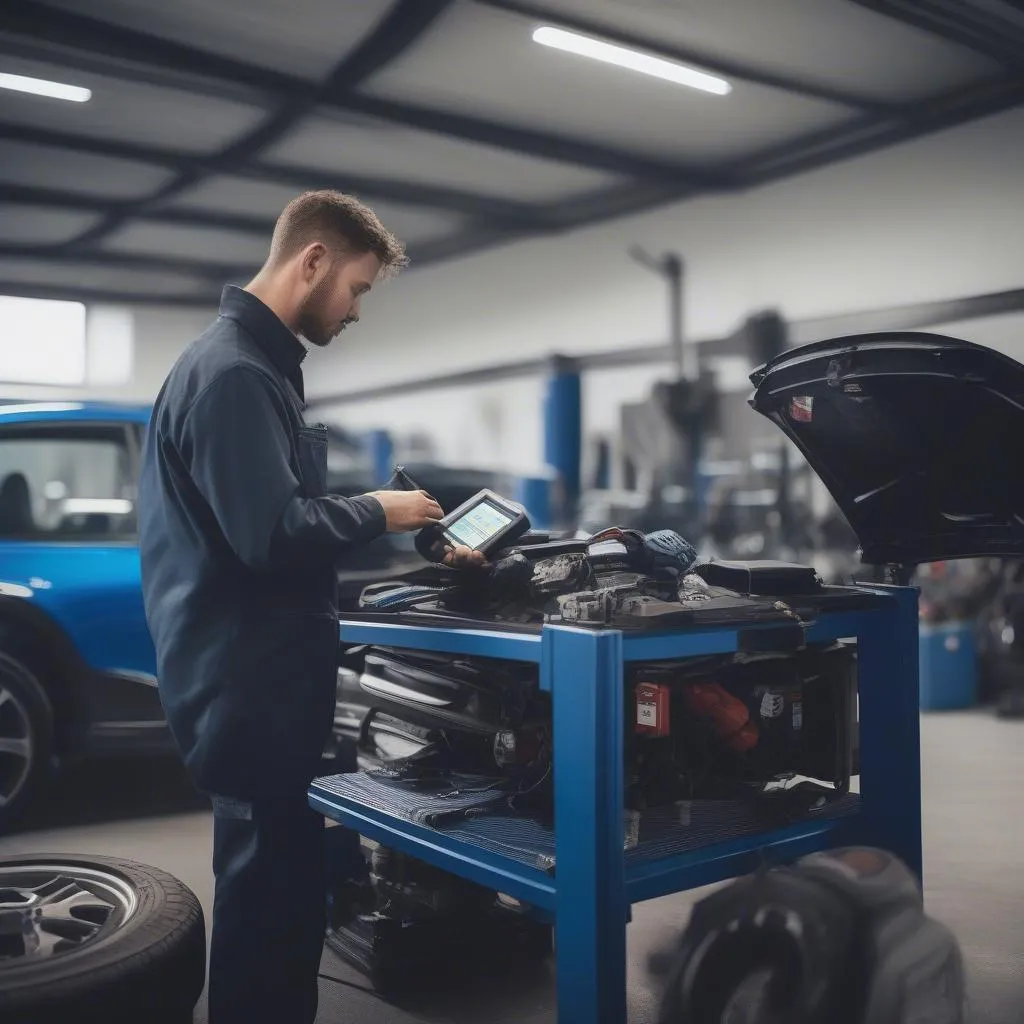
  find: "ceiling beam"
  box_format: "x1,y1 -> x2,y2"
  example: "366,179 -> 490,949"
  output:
0,221 -> 516,283
339,94 -> 721,185
0,0 -> 710,185
474,0 -> 893,112
0,185 -> 277,236
1,0 -> 298,103
419,71 -> 1024,266
736,74 -> 1024,186
848,0 -> 1024,69
0,244 -> 255,281
0,280 -> 220,308
0,124 -> 546,225
63,0 -> 458,250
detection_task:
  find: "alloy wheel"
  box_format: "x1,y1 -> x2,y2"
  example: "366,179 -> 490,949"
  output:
0,864 -> 137,962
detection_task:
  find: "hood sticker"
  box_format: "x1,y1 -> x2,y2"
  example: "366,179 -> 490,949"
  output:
789,396 -> 814,423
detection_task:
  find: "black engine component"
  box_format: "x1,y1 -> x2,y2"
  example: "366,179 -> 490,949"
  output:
337,638 -> 855,815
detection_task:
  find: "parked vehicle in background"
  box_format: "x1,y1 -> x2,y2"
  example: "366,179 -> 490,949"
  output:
0,401 -> 499,828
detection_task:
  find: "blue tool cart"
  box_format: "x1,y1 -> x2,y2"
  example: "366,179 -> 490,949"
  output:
310,585 -> 921,1023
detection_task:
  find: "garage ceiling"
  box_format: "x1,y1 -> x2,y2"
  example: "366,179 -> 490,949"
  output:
1,0 -> 1022,307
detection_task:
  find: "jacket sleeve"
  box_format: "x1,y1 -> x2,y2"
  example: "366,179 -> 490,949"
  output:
181,364 -> 386,570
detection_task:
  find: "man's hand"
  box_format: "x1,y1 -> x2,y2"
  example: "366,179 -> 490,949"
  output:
364,489 -> 443,532
442,543 -> 488,569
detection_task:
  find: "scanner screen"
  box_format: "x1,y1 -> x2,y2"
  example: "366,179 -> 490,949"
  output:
445,501 -> 515,549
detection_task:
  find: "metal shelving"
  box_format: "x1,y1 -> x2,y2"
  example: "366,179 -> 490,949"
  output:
310,585 -> 922,1022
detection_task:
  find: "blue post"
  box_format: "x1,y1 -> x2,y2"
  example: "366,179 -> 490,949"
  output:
514,476 -> 552,530
366,429 -> 393,486
543,356 -> 582,525
857,586 -> 923,884
547,624 -> 627,1023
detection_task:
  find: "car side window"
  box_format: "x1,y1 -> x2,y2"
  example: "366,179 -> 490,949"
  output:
0,424 -> 137,542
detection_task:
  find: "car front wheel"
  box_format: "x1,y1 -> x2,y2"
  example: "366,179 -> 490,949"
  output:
0,652 -> 54,831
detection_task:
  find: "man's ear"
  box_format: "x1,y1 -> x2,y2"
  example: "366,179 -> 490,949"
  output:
299,242 -> 328,282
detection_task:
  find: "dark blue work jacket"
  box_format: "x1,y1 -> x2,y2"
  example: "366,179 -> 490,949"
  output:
138,286 -> 386,799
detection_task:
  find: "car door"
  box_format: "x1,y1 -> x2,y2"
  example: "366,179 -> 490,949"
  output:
0,419 -> 164,748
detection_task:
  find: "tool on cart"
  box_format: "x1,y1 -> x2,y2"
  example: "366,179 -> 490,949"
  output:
415,487 -> 532,562
653,846 -> 964,1024
381,464 -> 533,562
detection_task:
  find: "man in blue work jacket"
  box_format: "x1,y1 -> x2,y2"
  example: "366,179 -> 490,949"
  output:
138,190 -> 482,1024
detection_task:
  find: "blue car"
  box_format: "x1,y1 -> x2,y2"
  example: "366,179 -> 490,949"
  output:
0,400 -> 503,829
0,400 -> 170,829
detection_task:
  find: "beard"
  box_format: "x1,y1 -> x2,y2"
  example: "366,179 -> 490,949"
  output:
296,271 -> 356,348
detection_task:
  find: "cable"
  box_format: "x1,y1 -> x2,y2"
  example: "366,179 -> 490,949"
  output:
317,971 -> 378,996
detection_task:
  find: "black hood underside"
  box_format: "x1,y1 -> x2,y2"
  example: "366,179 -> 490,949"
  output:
749,332 -> 1024,566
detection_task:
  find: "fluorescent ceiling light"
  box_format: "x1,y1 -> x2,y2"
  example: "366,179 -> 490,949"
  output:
0,72 -> 91,103
532,26 -> 731,96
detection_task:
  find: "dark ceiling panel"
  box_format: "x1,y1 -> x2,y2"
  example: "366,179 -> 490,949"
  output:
100,223 -> 272,266
0,0 -> 1018,303
0,256 -> 212,296
0,0 -> 732,183
167,176 -> 466,246
0,139 -> 175,198
0,53 -> 267,152
499,0 -> 1001,103
849,0 -> 1024,67
358,4 -> 857,167
262,114 -> 626,201
63,0 -> 459,250
0,207 -> 103,245
475,0 -> 886,109
36,0 -> 398,82
0,279 -> 219,307
0,121 -> 553,225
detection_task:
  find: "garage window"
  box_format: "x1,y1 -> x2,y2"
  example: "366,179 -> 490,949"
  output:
0,296 -> 87,386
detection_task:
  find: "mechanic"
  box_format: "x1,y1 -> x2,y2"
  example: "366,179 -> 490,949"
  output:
137,190 -> 484,1024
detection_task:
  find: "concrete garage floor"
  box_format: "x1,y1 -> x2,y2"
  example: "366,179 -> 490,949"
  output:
2,711 -> 1023,1023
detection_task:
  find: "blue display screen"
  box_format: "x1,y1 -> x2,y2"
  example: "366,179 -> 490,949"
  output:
444,500 -> 515,550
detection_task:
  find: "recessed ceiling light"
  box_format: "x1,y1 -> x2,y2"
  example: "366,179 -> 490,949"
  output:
532,26 -> 731,96
0,72 -> 91,103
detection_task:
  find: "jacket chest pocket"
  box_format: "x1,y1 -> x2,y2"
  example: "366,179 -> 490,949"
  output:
297,424 -> 328,497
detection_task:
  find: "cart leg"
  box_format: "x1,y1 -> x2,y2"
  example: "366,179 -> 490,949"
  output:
857,587 -> 923,883
547,625 -> 627,1024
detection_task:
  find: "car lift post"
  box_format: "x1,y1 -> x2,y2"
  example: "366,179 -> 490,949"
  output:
543,354 -> 582,528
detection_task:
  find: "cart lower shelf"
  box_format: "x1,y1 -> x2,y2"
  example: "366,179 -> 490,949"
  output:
310,772 -> 861,913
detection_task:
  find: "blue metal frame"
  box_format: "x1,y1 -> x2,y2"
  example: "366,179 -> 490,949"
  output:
311,588 -> 921,1022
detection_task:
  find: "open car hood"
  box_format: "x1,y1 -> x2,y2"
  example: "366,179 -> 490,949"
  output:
749,332 -> 1024,566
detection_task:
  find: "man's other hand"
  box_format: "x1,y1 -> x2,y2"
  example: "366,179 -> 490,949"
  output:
442,544 -> 488,569
365,489 -> 443,532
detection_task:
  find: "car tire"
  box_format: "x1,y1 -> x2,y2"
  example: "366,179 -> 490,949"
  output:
0,853 -> 206,1024
0,653 -> 54,832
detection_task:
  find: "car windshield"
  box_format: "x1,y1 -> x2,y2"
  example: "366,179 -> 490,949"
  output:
0,424 -> 137,542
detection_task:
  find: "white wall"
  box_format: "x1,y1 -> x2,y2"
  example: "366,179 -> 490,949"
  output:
310,104 -> 1024,474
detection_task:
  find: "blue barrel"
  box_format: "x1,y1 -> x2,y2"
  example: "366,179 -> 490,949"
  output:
918,621 -> 977,710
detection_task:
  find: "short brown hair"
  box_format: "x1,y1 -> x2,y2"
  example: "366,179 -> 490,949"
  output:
267,190 -> 408,277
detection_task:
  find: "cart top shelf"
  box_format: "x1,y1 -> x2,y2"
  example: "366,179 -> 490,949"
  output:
338,587 -> 894,668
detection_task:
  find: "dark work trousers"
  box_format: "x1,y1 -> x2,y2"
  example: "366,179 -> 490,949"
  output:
207,790 -> 326,1024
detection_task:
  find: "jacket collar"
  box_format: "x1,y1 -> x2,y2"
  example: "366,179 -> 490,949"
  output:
218,285 -> 306,400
